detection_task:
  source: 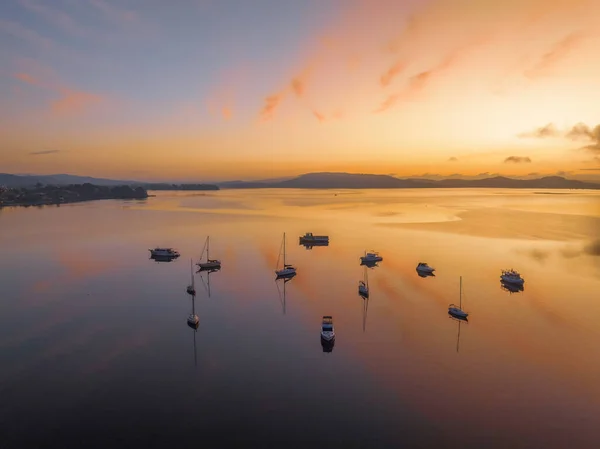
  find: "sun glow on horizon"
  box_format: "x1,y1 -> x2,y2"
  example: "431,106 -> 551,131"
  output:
1,0 -> 599,181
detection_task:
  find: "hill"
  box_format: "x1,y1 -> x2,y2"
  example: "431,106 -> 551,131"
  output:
217,172 -> 600,190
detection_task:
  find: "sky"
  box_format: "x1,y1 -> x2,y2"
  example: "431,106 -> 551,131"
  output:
1,0 -> 599,182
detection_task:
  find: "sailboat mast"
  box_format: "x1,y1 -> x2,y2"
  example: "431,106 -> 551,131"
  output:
207,236 -> 210,260
190,258 -> 194,287
459,276 -> 462,309
283,232 -> 286,266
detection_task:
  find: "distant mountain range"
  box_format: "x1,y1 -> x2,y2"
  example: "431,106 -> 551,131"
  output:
2,172 -> 599,190
217,172 -> 600,190
0,173 -> 142,187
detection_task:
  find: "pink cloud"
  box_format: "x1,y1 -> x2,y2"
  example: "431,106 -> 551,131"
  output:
51,88 -> 105,116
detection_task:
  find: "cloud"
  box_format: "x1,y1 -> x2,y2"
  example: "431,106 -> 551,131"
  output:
18,0 -> 88,38
221,106 -> 232,120
447,157 -> 458,162
519,122 -> 600,153
504,156 -> 532,163
380,61 -> 407,87
312,110 -> 325,122
0,18 -> 55,49
13,72 -> 40,86
374,93 -> 400,113
51,88 -> 105,116
524,32 -> 585,79
291,78 -> 304,98
260,93 -> 285,121
565,123 -> 600,153
566,122 -> 594,140
29,149 -> 60,155
88,0 -> 137,26
518,123 -> 560,138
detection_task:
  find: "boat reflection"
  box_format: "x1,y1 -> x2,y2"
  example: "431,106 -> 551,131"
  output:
500,279 -> 524,294
358,265 -> 370,332
321,337 -> 335,353
448,315 -> 467,353
416,269 -> 435,278
360,260 -> 380,269
299,241 -> 329,250
150,254 -> 178,263
275,272 -> 296,314
197,266 -> 220,298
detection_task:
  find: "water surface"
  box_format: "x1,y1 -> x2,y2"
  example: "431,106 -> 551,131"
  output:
1,188 -> 599,448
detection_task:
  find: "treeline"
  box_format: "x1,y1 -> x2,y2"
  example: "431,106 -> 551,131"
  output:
0,183 -> 148,208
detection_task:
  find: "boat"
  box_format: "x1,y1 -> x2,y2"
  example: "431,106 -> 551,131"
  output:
187,291 -> 199,328
197,236 -> 221,270
358,265 -> 369,299
299,233 -> 329,244
448,276 -> 469,320
500,269 -> 524,285
416,262 -> 435,274
321,316 -> 335,341
149,247 -> 180,258
360,250 -> 382,264
275,232 -> 297,278
186,258 -> 196,295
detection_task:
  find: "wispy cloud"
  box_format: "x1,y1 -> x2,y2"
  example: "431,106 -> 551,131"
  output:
374,93 -> 400,113
524,32 -> 585,79
518,123 -> 560,138
13,65 -> 106,117
447,157 -> 458,162
88,0 -> 138,26
520,122 -> 600,153
0,19 -> 54,49
29,149 -> 60,155
13,72 -> 39,86
504,156 -> 532,163
291,78 -> 305,98
260,93 -> 285,121
51,88 -> 105,116
18,0 -> 88,38
380,60 -> 407,87
312,110 -> 325,122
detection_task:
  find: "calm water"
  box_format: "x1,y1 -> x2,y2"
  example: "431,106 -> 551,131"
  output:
1,188 -> 599,448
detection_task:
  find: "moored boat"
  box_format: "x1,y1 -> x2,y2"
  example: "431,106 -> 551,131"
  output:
500,269 -> 524,285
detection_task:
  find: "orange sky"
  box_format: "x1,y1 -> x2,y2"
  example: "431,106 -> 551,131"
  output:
1,0 -> 599,181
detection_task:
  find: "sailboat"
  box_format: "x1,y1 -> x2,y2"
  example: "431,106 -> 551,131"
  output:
197,236 -> 221,270
358,265 -> 369,299
186,258 -> 196,295
187,291 -> 199,328
275,232 -> 297,278
448,276 -> 469,320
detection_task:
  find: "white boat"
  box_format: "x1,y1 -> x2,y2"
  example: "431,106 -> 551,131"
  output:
299,232 -> 329,244
275,232 -> 297,277
197,236 -> 221,270
360,250 -> 382,264
149,247 -> 180,258
448,276 -> 469,320
358,265 -> 369,298
187,312 -> 199,327
187,287 -> 199,327
186,258 -> 196,295
321,315 -> 335,341
500,269 -> 524,285
416,262 -> 435,274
